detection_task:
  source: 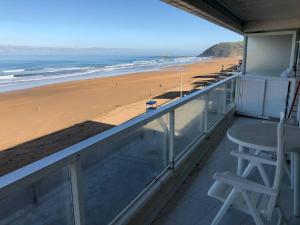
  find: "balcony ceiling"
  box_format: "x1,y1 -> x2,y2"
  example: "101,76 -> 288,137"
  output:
162,0 -> 300,33
217,0 -> 300,21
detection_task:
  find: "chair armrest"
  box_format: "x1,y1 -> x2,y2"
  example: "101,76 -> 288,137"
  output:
231,150 -> 277,166
213,172 -> 277,196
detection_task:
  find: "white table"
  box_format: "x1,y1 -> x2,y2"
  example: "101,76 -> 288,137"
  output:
227,121 -> 300,216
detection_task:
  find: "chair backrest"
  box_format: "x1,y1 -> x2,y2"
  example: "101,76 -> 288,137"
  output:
266,112 -> 286,218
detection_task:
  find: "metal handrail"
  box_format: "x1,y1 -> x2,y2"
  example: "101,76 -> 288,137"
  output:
0,73 -> 239,199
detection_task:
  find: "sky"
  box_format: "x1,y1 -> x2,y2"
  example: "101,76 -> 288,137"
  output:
0,0 -> 242,55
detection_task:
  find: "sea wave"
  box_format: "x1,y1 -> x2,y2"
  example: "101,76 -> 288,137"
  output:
0,56 -> 205,92
3,69 -> 25,73
0,75 -> 15,79
104,63 -> 136,70
43,67 -> 89,73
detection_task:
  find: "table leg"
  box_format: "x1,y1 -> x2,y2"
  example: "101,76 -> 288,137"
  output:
237,145 -> 246,176
294,152 -> 300,217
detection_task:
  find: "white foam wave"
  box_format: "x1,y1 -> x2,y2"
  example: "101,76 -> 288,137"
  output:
3,69 -> 25,73
44,67 -> 87,73
104,63 -> 136,70
0,56 -> 206,91
0,69 -> 103,84
0,75 -> 15,79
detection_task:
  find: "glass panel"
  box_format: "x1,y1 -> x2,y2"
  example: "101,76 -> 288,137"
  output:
207,85 -> 225,128
0,167 -> 74,225
81,114 -> 169,225
225,79 -> 235,110
174,96 -> 205,158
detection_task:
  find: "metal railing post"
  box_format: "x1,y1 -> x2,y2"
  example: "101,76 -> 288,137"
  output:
230,79 -> 235,105
69,160 -> 86,225
158,117 -> 169,167
169,110 -> 175,169
204,94 -> 209,133
235,76 -> 240,106
222,84 -> 227,114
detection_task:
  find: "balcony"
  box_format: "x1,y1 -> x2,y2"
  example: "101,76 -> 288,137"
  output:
151,116 -> 300,225
1,70 -> 300,225
1,1 -> 298,224
0,75 -> 238,225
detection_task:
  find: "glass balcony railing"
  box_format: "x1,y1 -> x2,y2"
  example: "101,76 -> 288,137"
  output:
0,74 -> 239,225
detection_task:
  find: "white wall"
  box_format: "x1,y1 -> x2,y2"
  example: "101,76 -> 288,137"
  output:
246,34 -> 294,76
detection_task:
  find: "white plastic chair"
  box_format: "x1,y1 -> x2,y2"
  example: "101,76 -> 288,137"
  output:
207,113 -> 286,225
260,119 -> 297,186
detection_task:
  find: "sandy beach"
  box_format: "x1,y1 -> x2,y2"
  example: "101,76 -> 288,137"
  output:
0,56 -> 240,175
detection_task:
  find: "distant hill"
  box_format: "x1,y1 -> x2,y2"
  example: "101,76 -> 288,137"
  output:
199,41 -> 243,57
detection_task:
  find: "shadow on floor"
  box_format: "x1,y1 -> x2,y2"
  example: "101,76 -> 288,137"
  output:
0,120 -> 115,176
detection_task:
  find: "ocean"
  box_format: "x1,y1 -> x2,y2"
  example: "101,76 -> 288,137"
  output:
0,55 -> 206,92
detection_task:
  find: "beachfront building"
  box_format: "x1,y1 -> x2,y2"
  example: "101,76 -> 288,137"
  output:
1,0 -> 300,225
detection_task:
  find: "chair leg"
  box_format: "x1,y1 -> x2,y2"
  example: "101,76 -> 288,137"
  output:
211,189 -> 238,225
257,164 -> 271,187
238,146 -> 247,176
242,191 -> 264,225
241,163 -> 255,178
